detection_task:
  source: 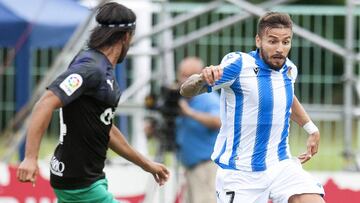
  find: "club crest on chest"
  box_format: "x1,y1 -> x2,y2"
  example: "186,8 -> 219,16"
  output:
287,66 -> 293,79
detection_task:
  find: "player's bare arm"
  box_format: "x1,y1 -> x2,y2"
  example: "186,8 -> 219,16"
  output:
17,90 -> 63,185
108,125 -> 170,185
291,96 -> 320,164
290,96 -> 311,126
180,65 -> 223,97
179,73 -> 207,97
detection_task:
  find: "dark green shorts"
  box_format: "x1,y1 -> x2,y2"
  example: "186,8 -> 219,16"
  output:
54,179 -> 119,203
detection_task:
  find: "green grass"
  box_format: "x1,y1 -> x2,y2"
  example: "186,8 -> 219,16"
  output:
289,134 -> 345,171
288,121 -> 348,171
0,135 -> 59,164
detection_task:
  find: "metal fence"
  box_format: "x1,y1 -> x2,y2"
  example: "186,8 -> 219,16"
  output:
1,2 -> 359,170
0,48 -> 62,137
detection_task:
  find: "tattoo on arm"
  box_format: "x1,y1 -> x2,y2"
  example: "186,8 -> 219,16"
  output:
180,74 -> 207,97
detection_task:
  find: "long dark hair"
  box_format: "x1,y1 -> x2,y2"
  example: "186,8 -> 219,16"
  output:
88,2 -> 136,50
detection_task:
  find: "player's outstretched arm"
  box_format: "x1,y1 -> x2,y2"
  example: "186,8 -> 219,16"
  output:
17,90 -> 63,185
109,125 -> 170,185
180,65 -> 222,97
291,96 -> 320,164
290,96 -> 311,126
179,73 -> 207,97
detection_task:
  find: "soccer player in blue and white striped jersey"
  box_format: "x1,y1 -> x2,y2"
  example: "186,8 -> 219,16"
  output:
180,12 -> 325,203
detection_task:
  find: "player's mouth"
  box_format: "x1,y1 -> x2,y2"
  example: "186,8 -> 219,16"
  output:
272,55 -> 285,64
272,55 -> 284,60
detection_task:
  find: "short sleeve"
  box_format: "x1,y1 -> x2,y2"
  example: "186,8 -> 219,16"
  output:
207,52 -> 242,92
47,64 -> 102,106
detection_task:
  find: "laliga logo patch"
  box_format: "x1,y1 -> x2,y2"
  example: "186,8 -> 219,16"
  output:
59,73 -> 83,96
226,53 -> 234,60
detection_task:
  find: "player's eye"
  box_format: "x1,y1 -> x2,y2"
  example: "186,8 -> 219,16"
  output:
283,41 -> 290,45
269,40 -> 277,44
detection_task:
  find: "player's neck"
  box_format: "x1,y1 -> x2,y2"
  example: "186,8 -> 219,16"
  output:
99,42 -> 122,67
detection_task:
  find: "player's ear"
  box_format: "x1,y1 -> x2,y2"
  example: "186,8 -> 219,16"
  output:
255,34 -> 261,48
124,32 -> 133,43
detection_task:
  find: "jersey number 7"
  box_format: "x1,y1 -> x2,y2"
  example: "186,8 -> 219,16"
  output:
226,191 -> 235,203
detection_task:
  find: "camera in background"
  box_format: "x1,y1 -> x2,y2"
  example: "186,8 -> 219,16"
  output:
144,85 -> 182,152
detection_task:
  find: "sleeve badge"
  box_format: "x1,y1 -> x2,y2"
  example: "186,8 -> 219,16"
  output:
59,73 -> 83,96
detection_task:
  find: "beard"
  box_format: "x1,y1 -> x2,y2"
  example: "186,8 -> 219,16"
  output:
117,41 -> 130,64
259,48 -> 286,70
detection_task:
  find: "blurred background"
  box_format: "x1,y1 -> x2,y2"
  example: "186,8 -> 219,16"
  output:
0,0 -> 360,202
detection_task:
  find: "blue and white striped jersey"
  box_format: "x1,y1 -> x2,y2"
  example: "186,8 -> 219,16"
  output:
209,49 -> 298,172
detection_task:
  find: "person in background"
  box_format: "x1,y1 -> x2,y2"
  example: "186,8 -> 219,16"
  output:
17,2 -> 169,203
176,57 -> 220,203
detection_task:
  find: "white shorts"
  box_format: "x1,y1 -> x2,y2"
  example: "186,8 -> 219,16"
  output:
215,158 -> 324,203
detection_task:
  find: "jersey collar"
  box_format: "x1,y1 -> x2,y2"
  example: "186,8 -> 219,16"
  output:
91,49 -> 113,70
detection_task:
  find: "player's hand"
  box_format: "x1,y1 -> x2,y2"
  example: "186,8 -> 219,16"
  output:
17,158 -> 39,187
201,65 -> 223,85
298,131 -> 320,164
145,162 -> 170,186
